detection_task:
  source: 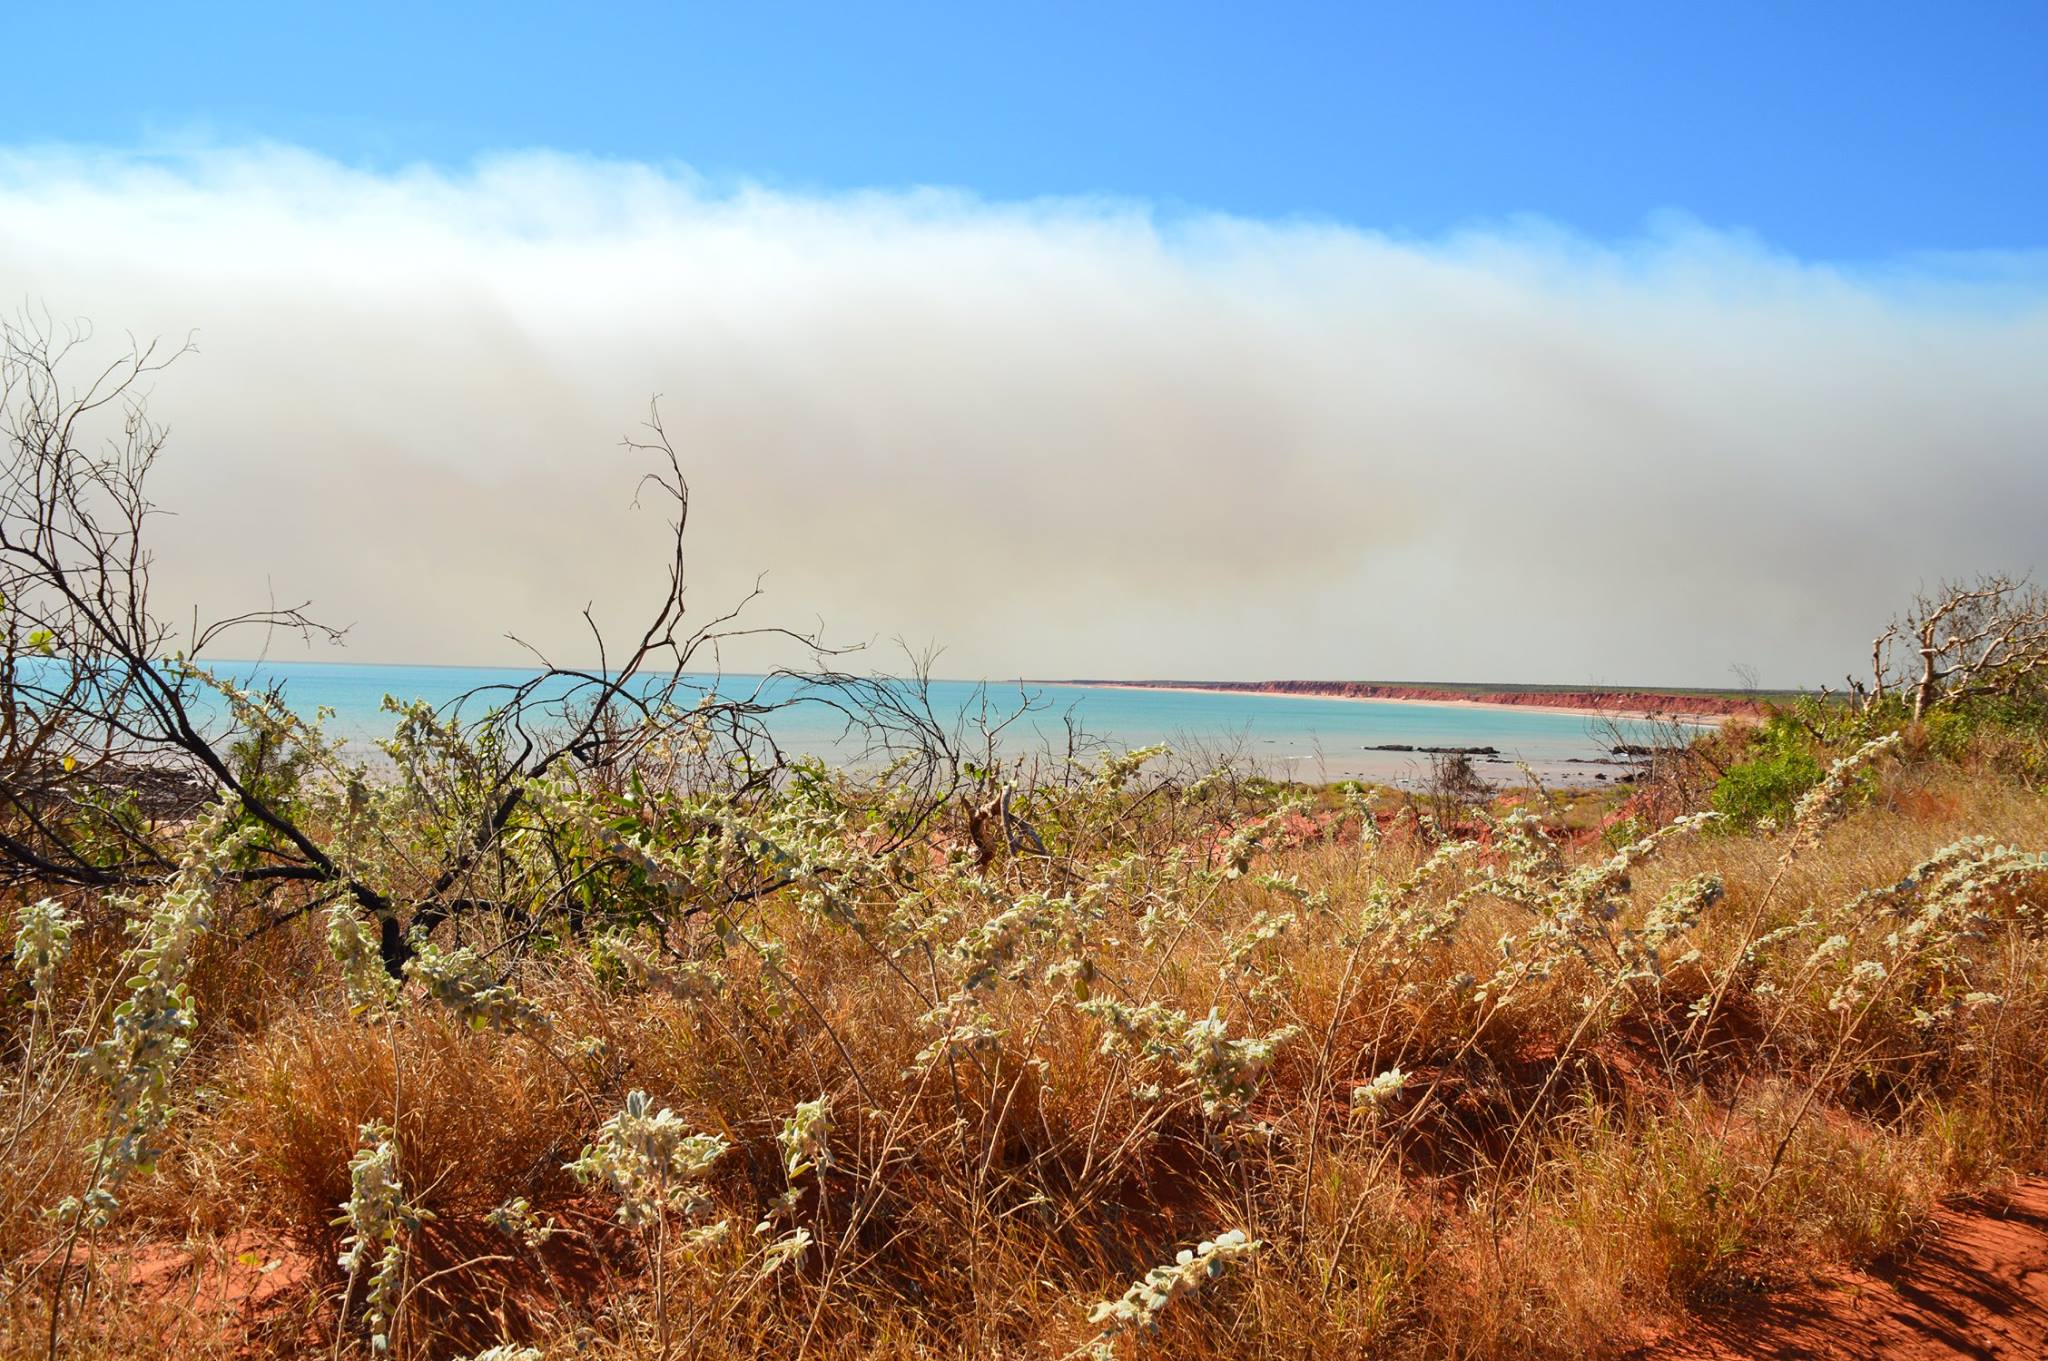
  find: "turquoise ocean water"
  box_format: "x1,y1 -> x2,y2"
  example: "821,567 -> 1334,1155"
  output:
192,661 -> 1676,785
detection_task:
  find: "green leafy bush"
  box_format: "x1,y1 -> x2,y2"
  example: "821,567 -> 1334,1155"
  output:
1712,717 -> 1823,830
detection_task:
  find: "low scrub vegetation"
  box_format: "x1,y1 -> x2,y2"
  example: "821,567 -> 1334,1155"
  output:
5,323 -> 2048,1359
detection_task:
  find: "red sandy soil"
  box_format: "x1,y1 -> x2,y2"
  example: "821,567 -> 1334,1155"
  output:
1649,1178 -> 2048,1360
123,1231 -> 320,1316
76,1180 -> 2048,1357
1079,679 -> 1765,718
68,1229 -> 324,1353
94,1209 -> 631,1355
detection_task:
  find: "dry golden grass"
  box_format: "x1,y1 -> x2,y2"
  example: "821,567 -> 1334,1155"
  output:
194,1010 -> 590,1233
5,735 -> 2047,1360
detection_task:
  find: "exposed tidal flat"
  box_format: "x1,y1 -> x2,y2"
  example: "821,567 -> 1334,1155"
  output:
205,660 -> 1695,784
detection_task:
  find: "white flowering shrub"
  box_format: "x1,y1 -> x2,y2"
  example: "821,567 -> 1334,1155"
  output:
1794,836 -> 2048,1029
1474,810 -> 1718,1012
748,1094 -> 835,1268
567,1090 -> 729,1356
1091,744 -> 1171,794
567,1090 -> 728,1234
334,1121 -> 427,1354
64,881 -> 214,1226
586,926 -> 720,1001
1217,796 -> 1311,879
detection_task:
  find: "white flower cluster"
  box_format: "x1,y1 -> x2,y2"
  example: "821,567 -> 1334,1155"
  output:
777,1095 -> 834,1183
1613,873 -> 1723,982
1798,836 -> 2048,1027
327,905 -> 400,1016
1178,1008 -> 1298,1118
406,940 -> 549,1034
1351,1066 -> 1408,1114
911,1015 -> 1006,1071
1217,797 -> 1310,879
1805,934 -> 1850,967
950,894 -> 1055,994
1786,731 -> 1903,853
1091,744 -> 1170,794
1223,895 -> 1303,989
1477,811 -> 1717,1009
1085,1228 -> 1261,1355
1829,959 -> 1890,1014
1352,838 -> 1485,956
566,1090 -> 729,1234
1336,781 -> 1383,847
10,897 -> 74,1001
757,1094 -> 834,1264
586,927 -> 723,1001
1080,998 -> 1298,1118
485,1195 -> 557,1248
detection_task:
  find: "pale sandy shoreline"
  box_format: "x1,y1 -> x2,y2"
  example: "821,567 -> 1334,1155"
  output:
1034,680 -> 1736,726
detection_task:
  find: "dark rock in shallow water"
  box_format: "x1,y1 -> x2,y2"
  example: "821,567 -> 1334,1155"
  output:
1364,743 -> 1501,756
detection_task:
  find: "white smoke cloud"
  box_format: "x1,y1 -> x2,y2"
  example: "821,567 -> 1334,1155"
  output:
2,143 -> 2043,688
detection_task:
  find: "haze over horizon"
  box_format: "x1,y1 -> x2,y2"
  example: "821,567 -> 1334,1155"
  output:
4,5 -> 2044,691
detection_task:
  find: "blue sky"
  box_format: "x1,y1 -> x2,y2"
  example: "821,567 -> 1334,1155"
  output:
3,6 -> 2046,682
9,2 -> 2045,258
